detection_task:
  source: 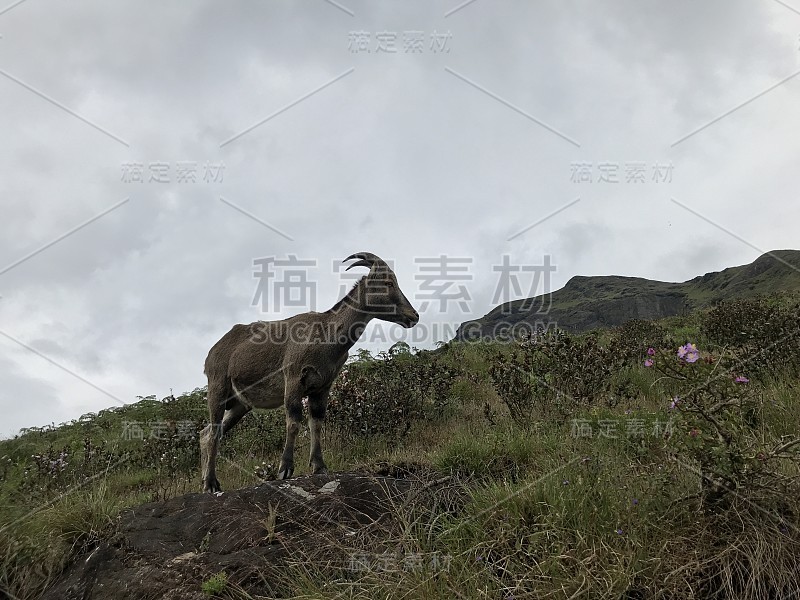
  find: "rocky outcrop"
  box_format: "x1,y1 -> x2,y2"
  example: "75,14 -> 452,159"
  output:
42,473 -> 429,600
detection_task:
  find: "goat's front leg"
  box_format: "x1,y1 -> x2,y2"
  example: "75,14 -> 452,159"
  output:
278,390 -> 303,480
308,390 -> 329,475
200,382 -> 227,493
307,391 -> 329,475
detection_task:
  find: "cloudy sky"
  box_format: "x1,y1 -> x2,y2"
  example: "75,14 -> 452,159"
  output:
0,0 -> 798,436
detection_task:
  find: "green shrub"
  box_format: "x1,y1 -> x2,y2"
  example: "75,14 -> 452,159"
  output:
609,318 -> 671,364
488,329 -> 623,424
327,348 -> 459,441
702,296 -> 800,380
646,341 -> 800,510
201,571 -> 228,596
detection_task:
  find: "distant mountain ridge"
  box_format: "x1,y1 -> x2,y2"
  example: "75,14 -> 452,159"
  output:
454,250 -> 800,340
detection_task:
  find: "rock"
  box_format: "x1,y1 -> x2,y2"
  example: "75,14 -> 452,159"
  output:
41,473 -> 418,600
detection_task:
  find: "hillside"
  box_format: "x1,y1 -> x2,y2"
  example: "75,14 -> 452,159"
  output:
2,291 -> 799,599
455,249 -> 800,340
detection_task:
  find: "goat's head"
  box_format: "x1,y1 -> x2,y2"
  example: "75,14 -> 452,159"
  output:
344,252 -> 419,328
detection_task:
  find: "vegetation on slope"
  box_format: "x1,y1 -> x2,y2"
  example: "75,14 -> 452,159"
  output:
1,293 -> 799,598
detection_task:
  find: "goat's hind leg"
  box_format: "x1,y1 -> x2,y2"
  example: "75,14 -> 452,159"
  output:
221,399 -> 251,435
200,379 -> 228,493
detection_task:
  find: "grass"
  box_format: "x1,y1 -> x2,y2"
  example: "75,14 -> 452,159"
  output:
1,300 -> 799,599
201,571 -> 228,596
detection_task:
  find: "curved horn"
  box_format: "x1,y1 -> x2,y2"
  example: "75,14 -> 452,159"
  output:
343,252 -> 391,273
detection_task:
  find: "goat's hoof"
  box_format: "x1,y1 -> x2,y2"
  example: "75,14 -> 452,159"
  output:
202,477 -> 222,494
277,467 -> 294,480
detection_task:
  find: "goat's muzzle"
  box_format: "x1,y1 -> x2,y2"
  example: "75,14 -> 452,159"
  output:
401,309 -> 420,328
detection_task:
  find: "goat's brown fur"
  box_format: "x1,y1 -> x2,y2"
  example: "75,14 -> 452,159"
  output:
199,252 -> 419,493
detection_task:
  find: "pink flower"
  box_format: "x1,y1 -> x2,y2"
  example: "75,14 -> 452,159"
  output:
678,343 -> 700,363
689,428 -> 700,438
647,347 -> 656,356
669,396 -> 680,409
644,359 -> 654,367
734,376 -> 749,384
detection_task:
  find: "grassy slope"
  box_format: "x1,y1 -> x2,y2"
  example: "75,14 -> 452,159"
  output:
1,300 -> 799,598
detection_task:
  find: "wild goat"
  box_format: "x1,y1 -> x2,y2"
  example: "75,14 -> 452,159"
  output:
200,252 -> 419,493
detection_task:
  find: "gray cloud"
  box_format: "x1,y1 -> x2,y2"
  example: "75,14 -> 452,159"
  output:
0,0 -> 797,435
